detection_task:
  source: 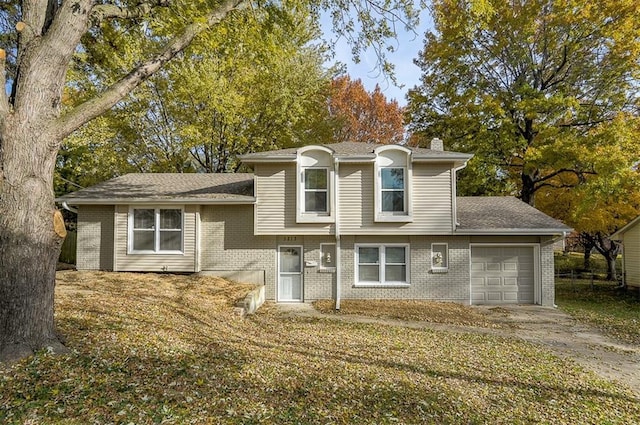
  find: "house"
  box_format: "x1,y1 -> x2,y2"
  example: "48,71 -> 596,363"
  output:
57,141 -> 570,306
611,216 -> 640,288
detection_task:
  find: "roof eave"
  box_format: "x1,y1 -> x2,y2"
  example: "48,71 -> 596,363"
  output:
412,153 -> 474,162
610,215 -> 640,240
239,154 -> 297,163
455,228 -> 571,236
56,197 -> 256,205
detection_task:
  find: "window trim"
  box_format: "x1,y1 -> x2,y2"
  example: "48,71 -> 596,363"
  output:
374,147 -> 413,223
302,167 -> 329,214
296,147 -> 335,223
380,167 -> 406,213
431,243 -> 449,273
354,243 -> 410,286
128,206 -> 185,255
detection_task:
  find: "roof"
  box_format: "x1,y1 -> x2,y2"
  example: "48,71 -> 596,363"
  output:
57,174 -> 570,236
57,173 -> 255,205
610,215 -> 640,240
240,141 -> 473,163
456,197 -> 571,235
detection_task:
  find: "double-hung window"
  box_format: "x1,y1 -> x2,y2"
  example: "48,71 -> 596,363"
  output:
380,167 -> 406,213
303,168 -> 328,213
130,208 -> 183,253
356,244 -> 409,285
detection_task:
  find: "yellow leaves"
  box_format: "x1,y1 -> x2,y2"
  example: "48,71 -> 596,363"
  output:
2,271 -> 640,423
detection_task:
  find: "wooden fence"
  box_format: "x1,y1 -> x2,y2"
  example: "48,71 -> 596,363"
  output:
59,230 -> 76,264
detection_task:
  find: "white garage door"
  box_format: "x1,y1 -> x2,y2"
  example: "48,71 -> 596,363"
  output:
471,246 -> 535,305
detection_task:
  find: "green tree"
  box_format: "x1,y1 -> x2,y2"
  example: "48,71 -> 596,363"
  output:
62,4 -> 335,180
0,0 -> 418,363
407,0 -> 640,206
536,115 -> 640,280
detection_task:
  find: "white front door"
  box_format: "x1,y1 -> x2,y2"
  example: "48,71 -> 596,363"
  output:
278,245 -> 303,302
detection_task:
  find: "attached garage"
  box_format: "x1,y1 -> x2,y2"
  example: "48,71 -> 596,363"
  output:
470,245 -> 537,305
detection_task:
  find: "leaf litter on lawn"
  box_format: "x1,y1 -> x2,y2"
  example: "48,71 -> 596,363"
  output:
1,271 -> 638,424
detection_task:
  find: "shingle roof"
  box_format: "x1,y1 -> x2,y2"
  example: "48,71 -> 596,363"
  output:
58,174 -> 569,234
240,141 -> 472,161
57,173 -> 254,204
456,197 -> 571,233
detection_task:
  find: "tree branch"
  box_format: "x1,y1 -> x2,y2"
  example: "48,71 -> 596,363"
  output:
91,0 -> 171,24
53,0 -> 246,140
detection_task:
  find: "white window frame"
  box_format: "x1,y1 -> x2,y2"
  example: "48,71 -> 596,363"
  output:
374,146 -> 412,222
380,167 -> 407,212
431,243 -> 449,273
296,146 -> 335,223
128,206 -> 184,254
302,167 -> 329,214
354,244 -> 410,286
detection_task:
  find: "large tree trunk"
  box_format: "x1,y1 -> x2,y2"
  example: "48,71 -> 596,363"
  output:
520,172 -> 536,206
583,232 -> 621,281
0,0 -> 243,365
0,120 -> 66,362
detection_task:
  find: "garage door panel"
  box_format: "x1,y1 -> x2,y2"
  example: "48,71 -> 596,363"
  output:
487,277 -> 501,286
503,292 -> 519,302
471,246 -> 536,305
486,263 -> 501,271
487,292 -> 504,301
503,262 -> 518,271
504,278 -> 518,286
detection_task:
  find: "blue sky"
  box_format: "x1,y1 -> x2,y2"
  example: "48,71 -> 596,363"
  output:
321,8 -> 434,106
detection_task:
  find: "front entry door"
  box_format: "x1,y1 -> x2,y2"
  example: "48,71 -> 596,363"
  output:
278,245 -> 303,302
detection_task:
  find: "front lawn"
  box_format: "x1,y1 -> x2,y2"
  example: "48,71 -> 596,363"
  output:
1,271 -> 638,424
555,278 -> 640,345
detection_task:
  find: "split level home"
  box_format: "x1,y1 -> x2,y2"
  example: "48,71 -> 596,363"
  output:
57,141 -> 571,307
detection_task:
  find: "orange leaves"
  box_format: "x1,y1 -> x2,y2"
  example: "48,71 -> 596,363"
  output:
329,75 -> 405,144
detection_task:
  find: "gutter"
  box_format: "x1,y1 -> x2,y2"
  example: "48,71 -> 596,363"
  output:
334,157 -> 341,311
55,197 -> 256,206
61,201 -> 78,214
454,229 -> 572,236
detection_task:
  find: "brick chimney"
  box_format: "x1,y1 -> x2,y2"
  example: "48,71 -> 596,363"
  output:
430,138 -> 444,151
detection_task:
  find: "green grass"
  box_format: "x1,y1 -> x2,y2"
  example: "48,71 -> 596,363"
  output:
554,251 -> 622,276
556,278 -> 640,345
1,272 -> 639,424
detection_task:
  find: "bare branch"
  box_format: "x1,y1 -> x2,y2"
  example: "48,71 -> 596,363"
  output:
53,0 -> 246,140
91,0 -> 171,24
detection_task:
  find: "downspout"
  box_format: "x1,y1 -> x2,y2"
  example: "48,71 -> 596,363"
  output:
61,201 -> 78,214
334,157 -> 341,310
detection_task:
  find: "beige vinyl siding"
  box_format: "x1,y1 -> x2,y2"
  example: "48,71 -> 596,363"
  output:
254,163 -> 333,235
339,162 -> 453,234
114,204 -> 197,272
76,205 -> 114,271
624,224 -> 640,287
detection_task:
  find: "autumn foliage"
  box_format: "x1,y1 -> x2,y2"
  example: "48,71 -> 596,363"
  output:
328,75 -> 405,144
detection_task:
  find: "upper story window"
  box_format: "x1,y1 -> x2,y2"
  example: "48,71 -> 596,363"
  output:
297,147 -> 334,223
129,207 -> 183,254
375,146 -> 412,222
380,167 -> 405,212
304,168 -> 328,212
